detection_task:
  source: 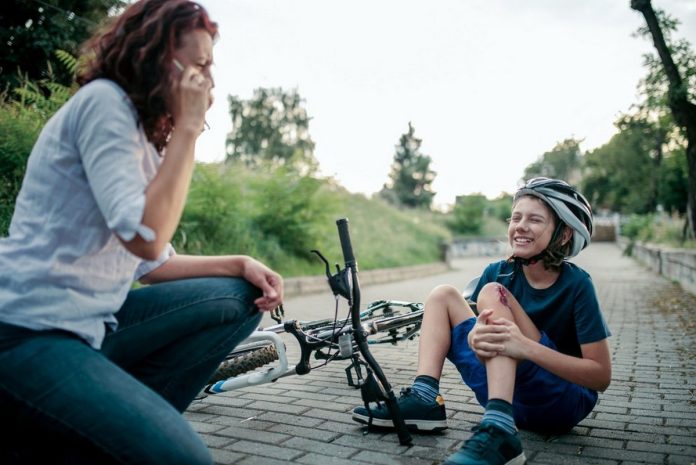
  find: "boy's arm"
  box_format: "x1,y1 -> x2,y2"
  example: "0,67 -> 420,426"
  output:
521,334 -> 611,392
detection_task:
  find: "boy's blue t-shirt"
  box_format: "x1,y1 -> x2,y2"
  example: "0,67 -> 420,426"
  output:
471,260 -> 610,358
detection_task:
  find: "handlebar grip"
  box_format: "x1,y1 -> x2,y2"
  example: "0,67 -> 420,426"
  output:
336,218 -> 356,267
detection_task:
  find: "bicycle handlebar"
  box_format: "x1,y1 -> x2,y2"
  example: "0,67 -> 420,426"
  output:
336,218 -> 356,268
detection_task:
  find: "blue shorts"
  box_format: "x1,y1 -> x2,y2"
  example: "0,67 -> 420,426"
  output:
447,317 -> 598,433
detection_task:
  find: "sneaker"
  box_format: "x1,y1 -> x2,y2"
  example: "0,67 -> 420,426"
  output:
351,387 -> 448,431
443,422 -> 526,465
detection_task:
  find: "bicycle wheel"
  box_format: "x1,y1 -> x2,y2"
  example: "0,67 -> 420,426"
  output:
209,343 -> 279,383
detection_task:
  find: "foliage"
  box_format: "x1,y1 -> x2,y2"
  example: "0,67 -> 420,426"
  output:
658,146 -> 688,215
633,9 -> 696,111
174,162 -> 332,271
523,138 -> 583,183
449,194 -> 487,235
621,212 -> 694,248
580,119 -> 685,214
620,213 -> 656,240
174,164 -> 451,276
489,193 -> 514,224
380,122 -> 436,209
631,2 -> 696,239
0,69 -> 74,235
225,87 -> 317,173
0,0 -> 125,92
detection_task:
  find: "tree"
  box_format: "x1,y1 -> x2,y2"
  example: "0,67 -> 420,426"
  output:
225,87 -> 316,173
449,194 -> 486,235
380,122 -> 436,209
0,0 -> 124,92
631,0 -> 696,238
581,124 -> 656,214
523,138 -> 583,183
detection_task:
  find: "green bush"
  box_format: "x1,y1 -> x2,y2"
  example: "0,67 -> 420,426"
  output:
174,162 -> 337,275
620,213 -> 695,248
449,194 -> 487,235
620,214 -> 655,240
0,71 -> 74,235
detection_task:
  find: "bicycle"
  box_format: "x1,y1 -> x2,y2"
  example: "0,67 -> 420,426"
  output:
201,218 -> 479,445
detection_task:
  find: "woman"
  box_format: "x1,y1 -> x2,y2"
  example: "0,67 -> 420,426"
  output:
352,178 -> 611,465
0,1 -> 282,463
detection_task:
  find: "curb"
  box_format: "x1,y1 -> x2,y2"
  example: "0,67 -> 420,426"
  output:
283,262 -> 450,297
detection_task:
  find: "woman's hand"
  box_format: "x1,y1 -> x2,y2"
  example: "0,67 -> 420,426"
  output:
170,63 -> 212,134
241,257 -> 284,312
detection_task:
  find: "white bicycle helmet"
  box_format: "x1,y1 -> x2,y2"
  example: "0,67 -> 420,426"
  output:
514,177 -> 593,258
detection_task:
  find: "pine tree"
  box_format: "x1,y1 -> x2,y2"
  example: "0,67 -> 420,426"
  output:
381,122 -> 436,209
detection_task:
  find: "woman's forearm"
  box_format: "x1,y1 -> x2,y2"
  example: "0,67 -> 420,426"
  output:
121,127 -> 198,260
139,254 -> 249,284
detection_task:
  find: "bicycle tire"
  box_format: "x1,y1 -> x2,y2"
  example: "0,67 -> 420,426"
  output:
209,344 -> 279,383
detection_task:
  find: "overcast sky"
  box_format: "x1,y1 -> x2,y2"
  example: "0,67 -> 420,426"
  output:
194,0 -> 696,209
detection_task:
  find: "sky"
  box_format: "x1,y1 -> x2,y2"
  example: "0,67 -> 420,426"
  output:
193,0 -> 696,209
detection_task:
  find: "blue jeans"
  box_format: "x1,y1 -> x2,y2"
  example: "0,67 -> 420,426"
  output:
0,277 -> 262,464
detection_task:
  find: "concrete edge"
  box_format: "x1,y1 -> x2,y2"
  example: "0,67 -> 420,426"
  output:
283,261 -> 451,297
616,236 -> 696,295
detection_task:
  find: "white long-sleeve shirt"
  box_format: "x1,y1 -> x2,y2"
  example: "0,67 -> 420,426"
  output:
0,79 -> 174,349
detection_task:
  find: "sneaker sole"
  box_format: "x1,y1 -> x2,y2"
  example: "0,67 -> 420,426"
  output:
352,412 -> 448,432
444,451 -> 526,465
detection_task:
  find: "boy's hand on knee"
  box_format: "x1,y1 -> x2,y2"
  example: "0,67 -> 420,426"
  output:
468,309 -> 505,361
490,318 -> 528,360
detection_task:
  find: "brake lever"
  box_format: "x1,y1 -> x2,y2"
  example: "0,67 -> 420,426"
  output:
270,304 -> 284,324
311,249 -> 352,300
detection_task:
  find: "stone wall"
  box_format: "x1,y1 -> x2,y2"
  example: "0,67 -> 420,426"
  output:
618,237 -> 696,295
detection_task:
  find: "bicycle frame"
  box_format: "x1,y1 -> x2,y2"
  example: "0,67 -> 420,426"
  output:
204,300 -> 423,392
203,219 -> 481,445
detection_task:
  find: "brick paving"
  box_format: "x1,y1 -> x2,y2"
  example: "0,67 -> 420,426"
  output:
186,243 -> 696,464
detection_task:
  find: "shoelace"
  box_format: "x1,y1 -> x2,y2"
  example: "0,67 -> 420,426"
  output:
399,387 -> 414,397
461,424 -> 496,455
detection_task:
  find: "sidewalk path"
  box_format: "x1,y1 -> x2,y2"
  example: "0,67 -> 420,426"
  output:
185,243 -> 696,464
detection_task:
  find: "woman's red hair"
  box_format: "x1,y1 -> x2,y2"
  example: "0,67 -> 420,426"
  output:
77,0 -> 218,152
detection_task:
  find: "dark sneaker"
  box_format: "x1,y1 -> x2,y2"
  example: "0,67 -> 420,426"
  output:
351,387 -> 448,431
444,422 -> 525,465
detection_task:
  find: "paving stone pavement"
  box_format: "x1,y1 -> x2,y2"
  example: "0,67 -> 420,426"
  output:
186,243 -> 696,465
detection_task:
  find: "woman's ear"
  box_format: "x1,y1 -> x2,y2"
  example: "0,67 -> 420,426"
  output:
561,226 -> 573,246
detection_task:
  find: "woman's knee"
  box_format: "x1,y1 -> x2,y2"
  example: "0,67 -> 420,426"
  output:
200,277 -> 264,319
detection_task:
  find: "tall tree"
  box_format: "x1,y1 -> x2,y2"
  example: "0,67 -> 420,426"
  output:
0,0 -> 124,91
523,138 -> 583,183
380,122 -> 436,209
581,124 -> 656,214
225,87 -> 316,173
631,0 -> 696,238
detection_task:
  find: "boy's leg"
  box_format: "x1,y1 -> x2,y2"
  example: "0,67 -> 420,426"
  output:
416,284 -> 476,378
0,324 -> 212,465
101,277 -> 263,411
352,284 -> 474,431
444,282 -> 537,465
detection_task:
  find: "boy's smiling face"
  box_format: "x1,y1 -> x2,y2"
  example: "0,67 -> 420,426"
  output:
508,195 -> 556,259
